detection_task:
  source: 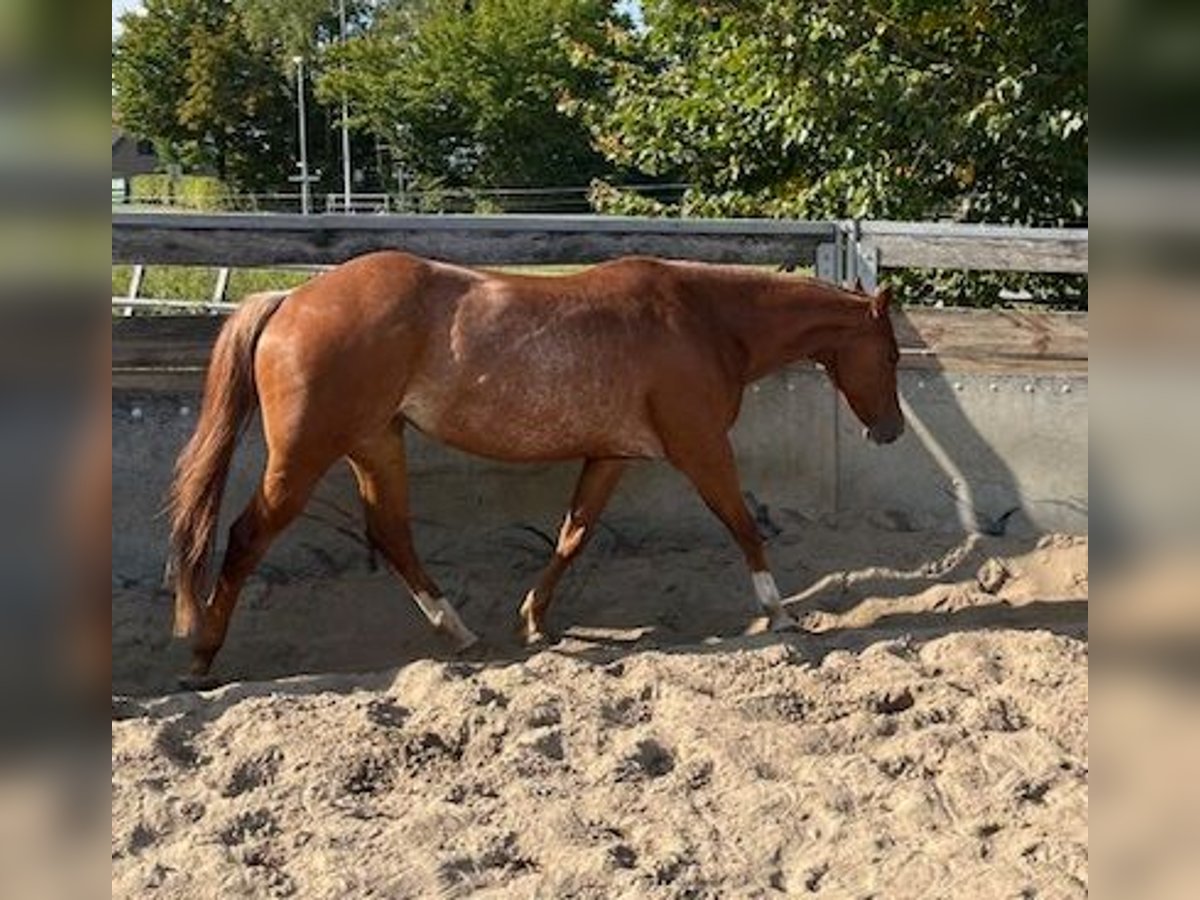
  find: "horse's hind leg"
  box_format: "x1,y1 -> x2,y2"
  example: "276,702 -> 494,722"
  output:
666,435 -> 799,632
190,454 -> 325,680
519,457 -> 627,644
347,424 -> 478,650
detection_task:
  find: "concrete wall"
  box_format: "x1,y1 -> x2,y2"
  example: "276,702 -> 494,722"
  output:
113,367 -> 1087,589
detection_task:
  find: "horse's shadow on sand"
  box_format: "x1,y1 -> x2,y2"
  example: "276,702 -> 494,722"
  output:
553,597 -> 1087,669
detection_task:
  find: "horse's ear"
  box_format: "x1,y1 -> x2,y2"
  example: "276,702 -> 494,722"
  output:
869,284 -> 893,319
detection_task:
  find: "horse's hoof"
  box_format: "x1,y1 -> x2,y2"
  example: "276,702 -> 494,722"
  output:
770,614 -> 802,634
177,671 -> 221,691
441,616 -> 479,652
430,602 -> 479,652
452,630 -> 481,653
111,696 -> 141,720
514,611 -> 550,647
523,629 -> 550,648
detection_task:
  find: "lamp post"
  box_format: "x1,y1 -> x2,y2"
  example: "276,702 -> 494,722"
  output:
293,55 -> 311,215
339,0 -> 352,212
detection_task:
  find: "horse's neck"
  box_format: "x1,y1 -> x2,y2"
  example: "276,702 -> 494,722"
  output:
705,272 -> 869,382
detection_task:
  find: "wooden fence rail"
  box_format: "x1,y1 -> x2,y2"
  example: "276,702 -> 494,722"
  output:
112,213 -> 836,268
112,213 -> 1088,280
853,221 -> 1088,281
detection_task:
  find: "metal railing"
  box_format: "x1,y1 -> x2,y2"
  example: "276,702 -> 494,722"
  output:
111,184 -> 694,216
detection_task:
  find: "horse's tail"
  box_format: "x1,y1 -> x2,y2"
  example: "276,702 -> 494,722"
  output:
167,291 -> 288,638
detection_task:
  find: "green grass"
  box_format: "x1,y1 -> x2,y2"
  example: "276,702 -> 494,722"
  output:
112,261 -> 820,309
485,263 -> 589,276
111,263 -> 598,306
112,265 -> 317,303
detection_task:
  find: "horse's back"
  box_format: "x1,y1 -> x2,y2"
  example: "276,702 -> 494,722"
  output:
397,267 -> 657,459
392,257 -> 726,460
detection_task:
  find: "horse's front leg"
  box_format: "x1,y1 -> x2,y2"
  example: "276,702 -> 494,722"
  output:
666,434 -> 800,633
518,457 -> 627,644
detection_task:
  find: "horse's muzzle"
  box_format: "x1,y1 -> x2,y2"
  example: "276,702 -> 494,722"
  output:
865,416 -> 905,445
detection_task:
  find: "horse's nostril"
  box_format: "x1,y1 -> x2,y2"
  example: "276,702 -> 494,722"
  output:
868,418 -> 904,445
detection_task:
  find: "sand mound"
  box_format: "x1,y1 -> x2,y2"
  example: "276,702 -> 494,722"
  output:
113,527 -> 1087,898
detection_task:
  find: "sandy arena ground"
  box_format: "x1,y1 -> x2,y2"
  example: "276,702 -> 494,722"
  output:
112,522 -> 1087,898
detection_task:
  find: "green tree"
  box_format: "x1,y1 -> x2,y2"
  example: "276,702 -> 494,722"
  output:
320,0 -> 623,195
112,0 -> 333,193
579,0 -> 1087,227
237,0 -> 350,60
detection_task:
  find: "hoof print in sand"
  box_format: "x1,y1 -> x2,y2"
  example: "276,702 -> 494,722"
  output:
529,730 -> 564,761
364,698 -> 410,729
474,686 -> 509,709
601,694 -> 652,727
439,832 -> 535,889
868,687 -> 915,716
342,753 -> 398,796
223,747 -> 283,798
615,738 -> 675,782
402,731 -> 462,773
153,719 -> 202,769
608,843 -> 638,870
651,849 -> 698,887
127,822 -> 158,854
977,696 -> 1028,733
524,701 -> 561,728
218,809 -> 279,847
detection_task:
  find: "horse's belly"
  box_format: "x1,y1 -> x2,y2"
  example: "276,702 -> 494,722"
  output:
399,382 -> 663,461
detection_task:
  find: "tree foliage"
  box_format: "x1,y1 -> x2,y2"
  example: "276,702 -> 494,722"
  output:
577,0 -> 1087,226
112,0 -> 302,190
320,0 -> 621,191
112,0 -> 363,193
236,0 -> 360,61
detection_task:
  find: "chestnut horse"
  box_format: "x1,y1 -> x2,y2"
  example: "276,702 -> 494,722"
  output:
169,253 -> 903,679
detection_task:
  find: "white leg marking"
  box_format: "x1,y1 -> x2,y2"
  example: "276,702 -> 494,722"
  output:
414,592 -> 479,649
752,571 -> 783,614
519,589 -> 549,644
752,571 -> 799,631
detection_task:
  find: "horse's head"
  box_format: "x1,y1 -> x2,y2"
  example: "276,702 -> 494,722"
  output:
816,285 -> 905,445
